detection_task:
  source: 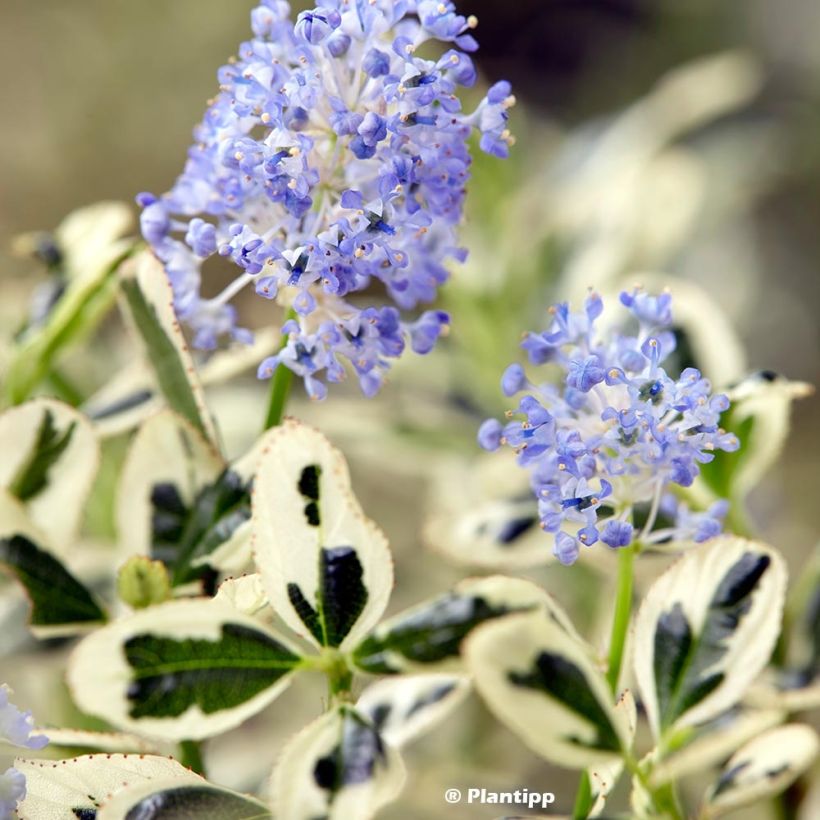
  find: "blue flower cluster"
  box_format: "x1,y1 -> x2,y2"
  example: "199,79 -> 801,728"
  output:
478,289 -> 739,565
139,0 -> 512,399
1,684 -> 48,816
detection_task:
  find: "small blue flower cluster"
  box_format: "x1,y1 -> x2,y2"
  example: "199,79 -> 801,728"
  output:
478,289 -> 739,565
139,0 -> 512,399
1,684 -> 48,816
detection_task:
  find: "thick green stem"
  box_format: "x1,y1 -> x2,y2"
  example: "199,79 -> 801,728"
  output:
606,544 -> 635,692
179,739 -> 205,775
262,309 -> 297,431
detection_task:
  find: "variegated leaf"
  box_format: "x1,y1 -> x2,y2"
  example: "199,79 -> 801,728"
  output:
120,251 -> 217,445
745,681 -> 820,713
0,399 -> 98,551
98,778 -> 272,819
701,724 -> 819,817
352,576 -> 554,674
0,531 -> 107,637
253,419 -> 393,650
6,202 -> 134,404
649,707 -> 784,786
701,372 -> 813,500
589,689 -> 637,816
116,410 -> 226,574
14,753 -> 202,820
424,452 -> 552,569
42,728 -> 160,755
356,674 -> 470,748
633,536 -> 787,740
67,599 -> 304,741
84,328 -> 279,439
465,609 -> 632,769
272,706 -> 405,820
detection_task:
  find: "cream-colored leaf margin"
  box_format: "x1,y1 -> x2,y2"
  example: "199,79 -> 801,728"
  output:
465,609 -> 632,769
633,536 -> 787,739
272,706 -> 406,820
14,753 -> 202,820
0,399 -> 98,553
66,599 -> 301,741
252,418 -> 393,650
701,724 -> 819,817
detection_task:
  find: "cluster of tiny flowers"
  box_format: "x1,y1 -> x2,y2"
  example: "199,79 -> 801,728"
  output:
0,684 -> 48,817
478,289 -> 739,565
139,0 -> 512,399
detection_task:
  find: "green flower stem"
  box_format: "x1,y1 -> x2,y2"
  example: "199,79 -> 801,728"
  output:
262,308 -> 297,431
179,739 -> 205,775
606,543 -> 636,692
571,773 -> 593,819
572,543 -> 636,819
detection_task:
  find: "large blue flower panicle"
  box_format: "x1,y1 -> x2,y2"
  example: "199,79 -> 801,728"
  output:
139,0 -> 513,399
478,289 -> 739,565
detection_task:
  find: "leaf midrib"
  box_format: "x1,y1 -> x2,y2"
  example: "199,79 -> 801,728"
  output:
129,657 -> 304,679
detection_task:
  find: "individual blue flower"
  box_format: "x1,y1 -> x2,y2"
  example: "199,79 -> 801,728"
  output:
658,496 -> 729,544
478,289 -> 739,563
501,363 -> 527,397
601,520 -> 634,549
139,1 -> 512,400
1,768 -> 26,818
1,684 -> 48,818
555,532 -> 580,566
1,685 -> 48,751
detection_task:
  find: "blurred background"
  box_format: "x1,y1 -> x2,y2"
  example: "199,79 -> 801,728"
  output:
1,1 -> 818,817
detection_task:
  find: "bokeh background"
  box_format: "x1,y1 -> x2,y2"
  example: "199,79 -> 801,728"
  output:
1,1 -> 819,817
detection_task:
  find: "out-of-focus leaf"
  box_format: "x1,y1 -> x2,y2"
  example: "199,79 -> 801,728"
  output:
42,728 -> 160,754
588,690 -> 637,816
352,576 -> 552,674
425,451 -> 552,569
98,779 -> 272,820
8,409 -> 76,501
253,419 -> 393,650
6,202 -> 135,404
701,724 -> 819,817
116,410 -> 223,562
0,399 -> 99,551
272,705 -> 405,820
649,708 -> 784,786
120,252 -> 217,446
633,536 -> 787,739
465,609 -> 632,769
14,753 -> 202,820
700,372 -> 813,500
0,533 -> 107,636
83,328 -> 279,439
355,674 -> 470,748
67,599 -> 304,741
